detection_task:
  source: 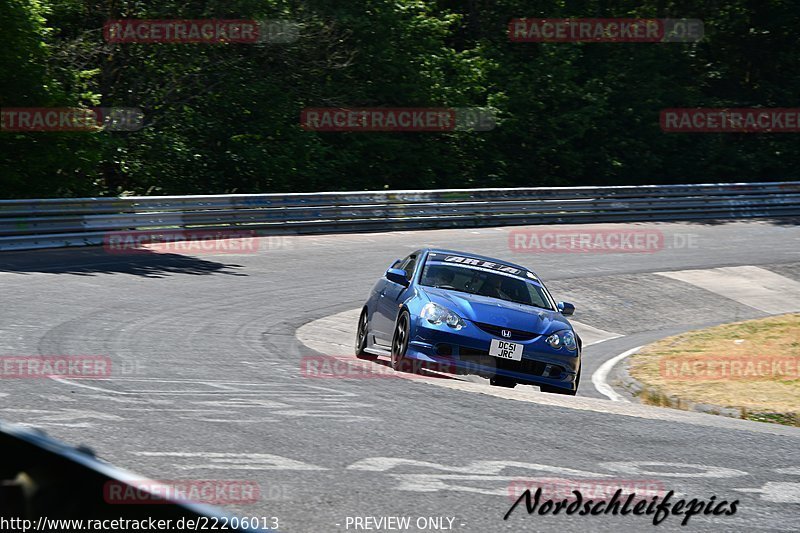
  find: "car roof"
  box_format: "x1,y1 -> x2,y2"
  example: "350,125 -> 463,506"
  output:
422,248 -> 540,278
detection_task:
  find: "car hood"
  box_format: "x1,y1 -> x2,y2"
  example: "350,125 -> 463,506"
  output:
419,286 -> 571,334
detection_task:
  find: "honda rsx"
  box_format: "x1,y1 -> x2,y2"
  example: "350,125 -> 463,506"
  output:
355,249 -> 581,394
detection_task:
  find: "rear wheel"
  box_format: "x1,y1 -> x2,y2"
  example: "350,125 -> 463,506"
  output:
355,309 -> 377,360
391,311 -> 419,373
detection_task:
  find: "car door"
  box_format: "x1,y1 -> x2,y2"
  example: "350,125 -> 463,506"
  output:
365,258 -> 397,340
372,254 -> 416,345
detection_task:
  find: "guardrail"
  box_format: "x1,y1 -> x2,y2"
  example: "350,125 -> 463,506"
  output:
1,181 -> 799,251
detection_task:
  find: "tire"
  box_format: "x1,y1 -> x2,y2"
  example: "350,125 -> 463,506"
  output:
540,367 -> 581,396
355,309 -> 377,360
391,310 -> 419,373
490,375 -> 517,388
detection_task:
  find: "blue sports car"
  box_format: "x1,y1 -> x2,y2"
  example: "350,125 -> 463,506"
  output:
355,249 -> 581,394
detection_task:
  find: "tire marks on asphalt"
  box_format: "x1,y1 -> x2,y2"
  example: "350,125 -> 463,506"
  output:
12,377 -> 380,425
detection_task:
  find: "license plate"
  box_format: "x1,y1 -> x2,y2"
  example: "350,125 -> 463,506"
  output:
489,339 -> 523,361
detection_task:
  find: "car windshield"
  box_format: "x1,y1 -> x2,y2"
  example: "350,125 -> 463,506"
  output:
419,261 -> 554,310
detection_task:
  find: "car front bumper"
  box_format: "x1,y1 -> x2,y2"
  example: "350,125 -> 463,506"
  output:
405,315 -> 580,390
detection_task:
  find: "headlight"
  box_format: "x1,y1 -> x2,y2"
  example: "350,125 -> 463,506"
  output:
546,330 -> 577,352
421,302 -> 466,330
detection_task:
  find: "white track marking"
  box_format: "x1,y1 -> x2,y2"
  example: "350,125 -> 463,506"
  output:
296,312 -> 800,436
656,266 -> 800,314
570,320 -> 623,346
47,377 -> 374,422
29,408 -> 123,422
16,422 -> 94,428
49,377 -> 127,394
601,461 -> 747,478
347,457 -> 610,477
591,346 -> 642,402
734,482 -> 800,503
297,309 -> 360,354
298,309 -> 624,354
134,452 -> 326,471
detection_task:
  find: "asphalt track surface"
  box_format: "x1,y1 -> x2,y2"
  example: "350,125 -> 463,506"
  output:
1,220 -> 799,532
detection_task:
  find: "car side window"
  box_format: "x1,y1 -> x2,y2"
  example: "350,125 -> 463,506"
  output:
401,255 -> 417,280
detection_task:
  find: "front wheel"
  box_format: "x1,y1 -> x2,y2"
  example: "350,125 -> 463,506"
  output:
391,311 -> 419,373
355,309 -> 377,360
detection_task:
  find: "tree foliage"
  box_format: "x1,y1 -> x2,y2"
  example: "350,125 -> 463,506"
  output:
1,0 -> 798,198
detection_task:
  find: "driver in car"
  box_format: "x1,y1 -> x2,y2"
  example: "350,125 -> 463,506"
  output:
430,267 -> 455,288
479,275 -> 513,301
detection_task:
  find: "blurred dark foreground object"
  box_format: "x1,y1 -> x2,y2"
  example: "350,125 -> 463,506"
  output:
0,420 -> 271,532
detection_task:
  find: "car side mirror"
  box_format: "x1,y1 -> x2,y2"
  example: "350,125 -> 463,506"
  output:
385,268 -> 409,287
558,302 -> 575,316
